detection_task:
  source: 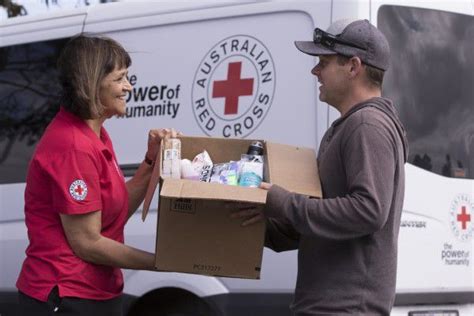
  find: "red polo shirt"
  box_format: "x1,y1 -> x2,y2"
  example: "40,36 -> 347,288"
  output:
17,107 -> 129,301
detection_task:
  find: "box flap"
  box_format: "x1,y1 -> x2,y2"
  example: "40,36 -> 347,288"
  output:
266,142 -> 322,198
161,178 -> 267,204
142,141 -> 163,221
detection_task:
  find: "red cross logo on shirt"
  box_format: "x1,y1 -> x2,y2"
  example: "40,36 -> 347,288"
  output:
457,206 -> 471,230
75,185 -> 84,196
212,62 -> 254,115
69,179 -> 88,201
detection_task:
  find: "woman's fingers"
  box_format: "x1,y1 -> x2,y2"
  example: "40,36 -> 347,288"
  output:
151,128 -> 180,140
145,128 -> 181,160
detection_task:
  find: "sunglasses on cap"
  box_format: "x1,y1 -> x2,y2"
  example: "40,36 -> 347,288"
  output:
313,28 -> 366,51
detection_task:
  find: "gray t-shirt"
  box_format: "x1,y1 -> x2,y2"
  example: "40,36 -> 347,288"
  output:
264,97 -> 408,315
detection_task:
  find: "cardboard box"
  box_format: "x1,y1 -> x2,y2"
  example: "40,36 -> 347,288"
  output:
142,136 -> 322,279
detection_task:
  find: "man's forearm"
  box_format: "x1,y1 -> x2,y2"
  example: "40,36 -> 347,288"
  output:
265,218 -> 300,252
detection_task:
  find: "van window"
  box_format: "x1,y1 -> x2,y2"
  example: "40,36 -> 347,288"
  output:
378,6 -> 474,179
0,38 -> 68,184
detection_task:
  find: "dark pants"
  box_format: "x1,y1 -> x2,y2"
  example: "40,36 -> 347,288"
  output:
18,287 -> 123,316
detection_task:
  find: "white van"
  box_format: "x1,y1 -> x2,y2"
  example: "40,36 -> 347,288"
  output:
0,1 -> 473,315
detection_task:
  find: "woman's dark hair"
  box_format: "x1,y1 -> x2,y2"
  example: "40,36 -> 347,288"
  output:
57,34 -> 131,119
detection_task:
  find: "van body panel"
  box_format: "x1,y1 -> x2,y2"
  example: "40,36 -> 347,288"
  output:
123,269 -> 229,298
0,9 -> 86,46
373,2 -> 474,314
86,5 -> 331,163
372,0 -> 473,295
0,183 -> 26,222
397,165 -> 473,290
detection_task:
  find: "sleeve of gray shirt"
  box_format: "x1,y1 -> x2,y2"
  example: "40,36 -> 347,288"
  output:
263,122 -> 396,240
265,218 -> 300,252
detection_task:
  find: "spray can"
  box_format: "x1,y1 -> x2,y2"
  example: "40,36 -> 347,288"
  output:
247,141 -> 264,156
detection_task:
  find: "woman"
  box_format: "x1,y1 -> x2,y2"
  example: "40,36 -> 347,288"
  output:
16,34 -> 176,315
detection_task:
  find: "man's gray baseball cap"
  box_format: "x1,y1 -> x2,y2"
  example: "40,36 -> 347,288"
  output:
295,19 -> 390,71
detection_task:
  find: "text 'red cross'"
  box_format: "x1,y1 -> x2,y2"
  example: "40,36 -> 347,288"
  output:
457,206 -> 471,230
212,62 -> 254,115
75,185 -> 83,196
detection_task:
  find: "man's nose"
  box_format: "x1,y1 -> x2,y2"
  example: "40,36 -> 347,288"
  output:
311,65 -> 319,77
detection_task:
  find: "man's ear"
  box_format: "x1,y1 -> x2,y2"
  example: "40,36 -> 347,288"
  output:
348,57 -> 363,78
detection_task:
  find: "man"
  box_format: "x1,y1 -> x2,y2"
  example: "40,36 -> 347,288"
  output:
236,19 -> 408,315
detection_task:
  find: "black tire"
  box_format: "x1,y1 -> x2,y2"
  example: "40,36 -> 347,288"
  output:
126,288 -> 217,316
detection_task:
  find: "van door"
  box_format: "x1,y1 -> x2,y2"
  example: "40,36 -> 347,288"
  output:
83,0 -> 330,304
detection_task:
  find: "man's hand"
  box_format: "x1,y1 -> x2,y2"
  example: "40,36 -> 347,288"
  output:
145,128 -> 180,163
260,181 -> 272,191
230,182 -> 272,226
230,204 -> 263,227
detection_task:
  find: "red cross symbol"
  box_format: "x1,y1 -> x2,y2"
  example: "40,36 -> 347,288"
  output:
75,185 -> 84,196
212,62 -> 254,115
457,206 -> 471,230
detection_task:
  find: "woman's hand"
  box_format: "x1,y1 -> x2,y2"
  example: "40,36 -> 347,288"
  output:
145,128 -> 180,163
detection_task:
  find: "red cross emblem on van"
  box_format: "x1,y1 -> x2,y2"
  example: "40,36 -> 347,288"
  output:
457,206 -> 471,230
212,62 -> 254,115
449,193 -> 474,242
192,34 -> 275,138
